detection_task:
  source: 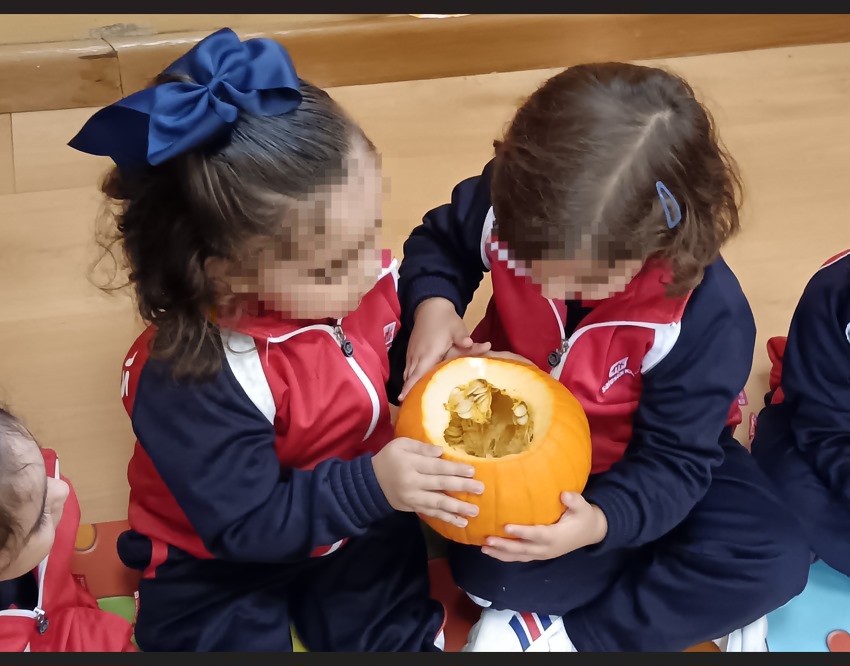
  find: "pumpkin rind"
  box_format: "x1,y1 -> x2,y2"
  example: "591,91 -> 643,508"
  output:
395,357 -> 592,545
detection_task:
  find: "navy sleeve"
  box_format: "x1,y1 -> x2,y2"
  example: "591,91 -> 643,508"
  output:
583,265 -> 756,551
131,360 -> 395,564
780,264 -> 850,502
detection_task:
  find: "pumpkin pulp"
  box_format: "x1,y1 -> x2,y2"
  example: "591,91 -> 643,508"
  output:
444,379 -> 533,458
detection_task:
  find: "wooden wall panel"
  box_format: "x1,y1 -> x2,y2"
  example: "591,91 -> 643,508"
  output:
0,14 -> 372,45
12,108 -> 111,194
275,13 -> 850,89
0,115 -> 13,195
4,14 -> 850,114
0,40 -> 121,115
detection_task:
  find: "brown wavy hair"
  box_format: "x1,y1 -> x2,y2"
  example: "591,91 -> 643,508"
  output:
95,75 -> 367,380
0,408 -> 34,571
491,62 -> 742,296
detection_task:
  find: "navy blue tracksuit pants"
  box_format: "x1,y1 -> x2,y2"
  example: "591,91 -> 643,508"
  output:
449,433 -> 811,651
119,512 -> 444,652
751,404 -> 850,578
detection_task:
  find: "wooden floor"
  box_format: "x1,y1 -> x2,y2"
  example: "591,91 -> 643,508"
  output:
0,41 -> 849,522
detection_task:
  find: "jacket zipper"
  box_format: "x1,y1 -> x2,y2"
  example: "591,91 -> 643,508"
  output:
33,608 -> 48,634
333,320 -> 355,358
335,318 -> 380,440
546,299 -> 569,376
266,322 -> 381,441
0,469 -> 55,638
546,299 -> 680,382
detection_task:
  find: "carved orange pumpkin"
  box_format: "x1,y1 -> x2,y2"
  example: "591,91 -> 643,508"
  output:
396,356 -> 592,545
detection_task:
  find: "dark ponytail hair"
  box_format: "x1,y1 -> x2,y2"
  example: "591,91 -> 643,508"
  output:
96,76 -> 367,380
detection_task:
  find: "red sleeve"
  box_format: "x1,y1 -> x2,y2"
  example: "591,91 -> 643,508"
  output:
767,336 -> 788,405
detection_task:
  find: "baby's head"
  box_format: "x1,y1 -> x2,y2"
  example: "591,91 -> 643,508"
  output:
74,30 -> 383,379
492,62 -> 742,300
0,409 -> 69,582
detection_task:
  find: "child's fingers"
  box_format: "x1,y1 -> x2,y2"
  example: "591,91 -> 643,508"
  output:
444,340 -> 492,362
418,456 -> 476,478
443,346 -> 465,361
481,537 -> 545,562
485,350 -> 532,365
402,354 -> 417,384
403,343 -> 430,383
451,330 -> 475,348
398,373 -> 417,401
394,438 -> 444,458
502,524 -> 551,543
470,341 -> 492,355
421,475 -> 484,495
481,545 -> 536,563
418,508 -> 469,528
418,491 -> 480,518
400,348 -> 446,399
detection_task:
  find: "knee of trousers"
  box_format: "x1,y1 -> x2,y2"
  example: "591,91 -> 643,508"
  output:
741,515 -> 811,610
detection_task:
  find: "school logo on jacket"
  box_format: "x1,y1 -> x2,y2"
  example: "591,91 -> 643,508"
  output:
601,357 -> 635,394
120,352 -> 138,399
383,322 -> 396,349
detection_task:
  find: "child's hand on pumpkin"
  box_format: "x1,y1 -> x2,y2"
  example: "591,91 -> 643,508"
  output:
481,492 -> 607,562
373,437 -> 485,527
400,297 -> 491,401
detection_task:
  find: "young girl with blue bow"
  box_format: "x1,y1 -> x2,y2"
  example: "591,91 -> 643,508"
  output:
68,28 -> 480,652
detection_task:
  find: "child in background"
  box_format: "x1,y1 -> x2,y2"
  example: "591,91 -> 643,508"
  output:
751,250 -> 850,578
68,28 -> 482,652
0,408 -> 135,652
392,62 -> 810,652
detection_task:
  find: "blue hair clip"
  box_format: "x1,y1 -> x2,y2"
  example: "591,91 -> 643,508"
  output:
656,181 -> 682,229
68,28 -> 302,170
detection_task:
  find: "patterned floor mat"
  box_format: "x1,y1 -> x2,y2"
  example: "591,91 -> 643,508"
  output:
766,561 -> 850,652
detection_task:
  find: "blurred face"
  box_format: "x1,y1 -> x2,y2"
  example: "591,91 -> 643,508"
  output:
528,256 -> 644,301
0,434 -> 70,582
228,136 -> 383,320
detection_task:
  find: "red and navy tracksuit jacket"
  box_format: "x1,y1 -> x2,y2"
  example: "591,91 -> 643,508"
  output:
0,450 -> 135,652
118,254 -> 445,651
751,249 -> 850,575
390,160 -> 755,556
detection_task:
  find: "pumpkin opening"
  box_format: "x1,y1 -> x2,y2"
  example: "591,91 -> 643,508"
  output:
444,379 -> 534,458
414,357 -> 557,463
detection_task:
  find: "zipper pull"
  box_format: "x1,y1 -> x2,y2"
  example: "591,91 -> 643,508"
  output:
334,324 -> 354,358
547,339 -> 570,368
34,607 -> 48,634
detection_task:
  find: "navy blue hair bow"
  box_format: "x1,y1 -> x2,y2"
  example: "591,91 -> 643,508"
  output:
68,28 -> 302,170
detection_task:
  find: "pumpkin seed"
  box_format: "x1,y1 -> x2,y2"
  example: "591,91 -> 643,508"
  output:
467,380 -> 487,395
473,393 -> 492,412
